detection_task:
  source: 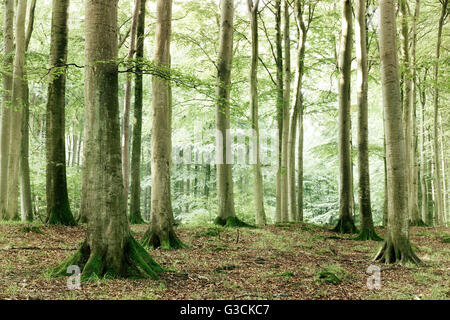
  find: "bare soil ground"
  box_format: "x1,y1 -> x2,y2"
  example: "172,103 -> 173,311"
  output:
0,222 -> 449,300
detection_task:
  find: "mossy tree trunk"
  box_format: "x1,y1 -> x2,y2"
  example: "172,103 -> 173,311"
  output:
46,0 -> 76,226
333,0 -> 357,234
53,0 -> 163,280
129,0 -> 147,225
374,0 -> 420,265
141,0 -> 184,249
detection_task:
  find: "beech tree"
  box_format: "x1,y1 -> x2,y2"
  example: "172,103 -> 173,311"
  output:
333,0 -> 357,234
0,0 -> 15,220
46,0 -> 76,225
354,0 -> 380,240
374,0 -> 420,265
52,0 -> 163,280
247,0 -> 266,226
141,0 -> 184,248
129,0 -> 147,224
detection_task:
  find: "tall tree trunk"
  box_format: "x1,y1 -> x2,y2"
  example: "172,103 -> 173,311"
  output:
409,0 -> 423,226
142,0 -> 184,248
418,68 -> 429,224
6,0 -> 28,220
439,113 -> 448,225
46,0 -> 76,225
129,0 -> 147,225
20,0 -> 37,222
274,0 -> 283,224
355,0 -> 380,240
374,0 -> 420,265
333,0 -> 357,234
122,0 -> 141,218
52,0 -> 163,280
432,0 -> 447,226
0,0 -> 14,220
214,0 -> 244,227
280,0 -> 290,223
247,0 -> 266,226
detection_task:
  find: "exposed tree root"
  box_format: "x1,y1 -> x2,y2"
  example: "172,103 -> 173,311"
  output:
214,216 -> 255,228
129,211 -> 146,225
48,202 -> 77,226
332,217 -> 358,234
51,235 -> 164,281
141,228 -> 185,250
373,238 -> 421,265
354,228 -> 383,241
409,219 -> 427,227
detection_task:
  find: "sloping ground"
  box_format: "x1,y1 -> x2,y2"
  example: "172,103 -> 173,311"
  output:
0,222 -> 448,300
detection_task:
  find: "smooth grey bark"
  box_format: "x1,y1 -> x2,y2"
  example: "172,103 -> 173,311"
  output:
0,0 -> 15,220
432,0 -> 447,226
409,0 -> 423,225
281,0 -> 290,223
214,0 -> 239,226
20,0 -> 37,222
354,0 -> 380,240
142,0 -> 184,247
374,0 -> 420,265
274,0 -> 283,224
333,0 -> 357,234
6,0 -> 28,220
247,0 -> 266,226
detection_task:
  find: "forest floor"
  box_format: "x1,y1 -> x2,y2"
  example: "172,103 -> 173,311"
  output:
0,221 -> 449,300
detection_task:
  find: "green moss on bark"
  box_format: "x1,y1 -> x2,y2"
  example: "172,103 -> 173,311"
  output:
50,235 -> 164,281
332,217 -> 358,234
354,228 -> 383,241
374,237 -> 421,265
48,201 -> 77,226
141,228 -> 185,250
214,216 -> 255,228
409,219 -> 427,227
129,211 -> 146,225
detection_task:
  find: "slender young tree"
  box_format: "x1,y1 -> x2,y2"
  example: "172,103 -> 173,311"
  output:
129,0 -> 147,224
354,0 -> 380,240
141,0 -> 184,248
247,0 -> 266,226
6,0 -> 28,221
122,0 -> 141,218
289,0 -> 314,223
20,0 -> 37,222
281,0 -> 291,222
46,0 -> 76,225
214,0 -> 249,227
409,0 -> 425,226
432,0 -> 447,226
333,0 -> 357,234
374,0 -> 420,265
274,0 -> 284,224
52,0 -> 163,280
0,0 -> 15,220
